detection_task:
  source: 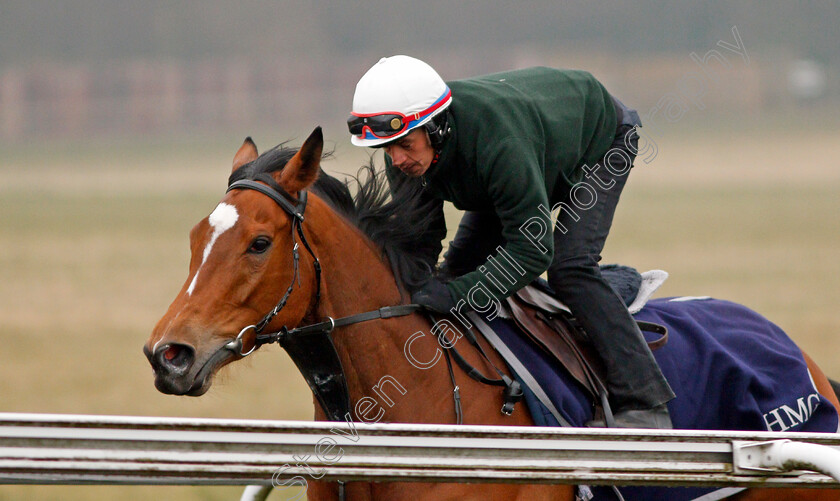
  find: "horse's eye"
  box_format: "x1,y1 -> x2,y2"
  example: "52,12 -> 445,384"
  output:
248,237 -> 272,254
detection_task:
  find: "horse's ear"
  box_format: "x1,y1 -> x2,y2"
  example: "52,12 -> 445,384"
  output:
278,127 -> 323,193
232,137 -> 259,173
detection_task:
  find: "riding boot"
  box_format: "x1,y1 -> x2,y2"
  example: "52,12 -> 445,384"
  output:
550,267 -> 676,429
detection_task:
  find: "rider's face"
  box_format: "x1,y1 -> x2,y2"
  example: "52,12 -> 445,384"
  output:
383,128 -> 435,177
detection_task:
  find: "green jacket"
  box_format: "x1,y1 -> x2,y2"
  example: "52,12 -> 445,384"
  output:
388,66 -> 617,304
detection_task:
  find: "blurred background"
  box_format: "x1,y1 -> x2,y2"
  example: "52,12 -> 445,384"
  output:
1,1 -> 839,499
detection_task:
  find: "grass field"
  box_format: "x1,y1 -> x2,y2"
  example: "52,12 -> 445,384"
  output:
1,113 -> 840,500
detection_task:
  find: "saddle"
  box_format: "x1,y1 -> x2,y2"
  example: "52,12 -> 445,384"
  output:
504,276 -> 669,406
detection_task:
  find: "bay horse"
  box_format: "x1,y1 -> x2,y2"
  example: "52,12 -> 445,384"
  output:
145,127 -> 840,501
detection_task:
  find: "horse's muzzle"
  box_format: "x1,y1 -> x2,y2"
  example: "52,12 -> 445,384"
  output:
144,341 -> 234,396
145,343 -> 200,395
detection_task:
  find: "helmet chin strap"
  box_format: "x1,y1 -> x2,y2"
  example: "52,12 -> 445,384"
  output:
423,110 -> 451,151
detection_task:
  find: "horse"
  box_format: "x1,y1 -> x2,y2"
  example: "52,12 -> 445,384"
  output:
145,127 -> 840,501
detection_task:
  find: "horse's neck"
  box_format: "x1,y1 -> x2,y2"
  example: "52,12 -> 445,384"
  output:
306,198 -> 404,318
305,199 -> 450,423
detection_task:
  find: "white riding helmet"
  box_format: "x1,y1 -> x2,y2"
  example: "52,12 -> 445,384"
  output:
348,55 -> 452,147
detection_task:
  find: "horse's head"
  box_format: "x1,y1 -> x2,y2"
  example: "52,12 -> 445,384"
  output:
144,128 -> 323,396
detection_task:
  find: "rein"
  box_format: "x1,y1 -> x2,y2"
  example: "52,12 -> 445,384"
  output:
246,304 -> 425,349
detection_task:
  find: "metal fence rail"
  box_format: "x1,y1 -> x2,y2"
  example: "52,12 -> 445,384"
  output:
1,412 -> 839,488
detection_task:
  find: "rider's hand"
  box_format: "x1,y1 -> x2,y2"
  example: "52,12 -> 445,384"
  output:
411,278 -> 455,314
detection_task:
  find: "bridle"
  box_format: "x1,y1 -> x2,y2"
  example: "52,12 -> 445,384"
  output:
220,175 -> 422,422
204,173 -> 531,501
222,176 -> 322,357
219,174 -> 521,425
192,172 -> 527,501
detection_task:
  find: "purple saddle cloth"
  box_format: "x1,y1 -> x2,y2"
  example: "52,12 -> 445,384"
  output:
488,296 -> 838,501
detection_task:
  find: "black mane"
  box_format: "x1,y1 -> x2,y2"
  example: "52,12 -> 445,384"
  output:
228,142 -> 440,292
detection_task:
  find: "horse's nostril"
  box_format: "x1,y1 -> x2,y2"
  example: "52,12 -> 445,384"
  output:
154,343 -> 195,373
164,346 -> 179,361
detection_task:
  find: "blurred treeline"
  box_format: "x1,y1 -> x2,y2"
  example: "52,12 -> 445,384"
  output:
1,1 -> 836,64
1,1 -> 837,143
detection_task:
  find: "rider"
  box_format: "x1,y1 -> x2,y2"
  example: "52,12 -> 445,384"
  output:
346,55 -> 675,429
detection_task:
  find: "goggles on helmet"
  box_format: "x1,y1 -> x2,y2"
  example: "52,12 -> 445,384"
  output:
347,88 -> 451,141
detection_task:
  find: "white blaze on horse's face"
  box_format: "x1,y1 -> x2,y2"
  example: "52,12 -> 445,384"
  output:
186,202 -> 239,296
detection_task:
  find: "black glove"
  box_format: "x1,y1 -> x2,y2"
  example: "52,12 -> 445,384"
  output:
411,278 -> 455,314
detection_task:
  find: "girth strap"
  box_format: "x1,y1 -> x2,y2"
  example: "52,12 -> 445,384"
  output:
637,320 -> 669,350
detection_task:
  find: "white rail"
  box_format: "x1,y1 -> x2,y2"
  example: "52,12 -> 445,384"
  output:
1,413 -> 839,488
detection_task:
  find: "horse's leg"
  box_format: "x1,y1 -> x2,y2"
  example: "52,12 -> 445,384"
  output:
733,351 -> 840,501
308,481 -> 574,500
375,483 -> 574,500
